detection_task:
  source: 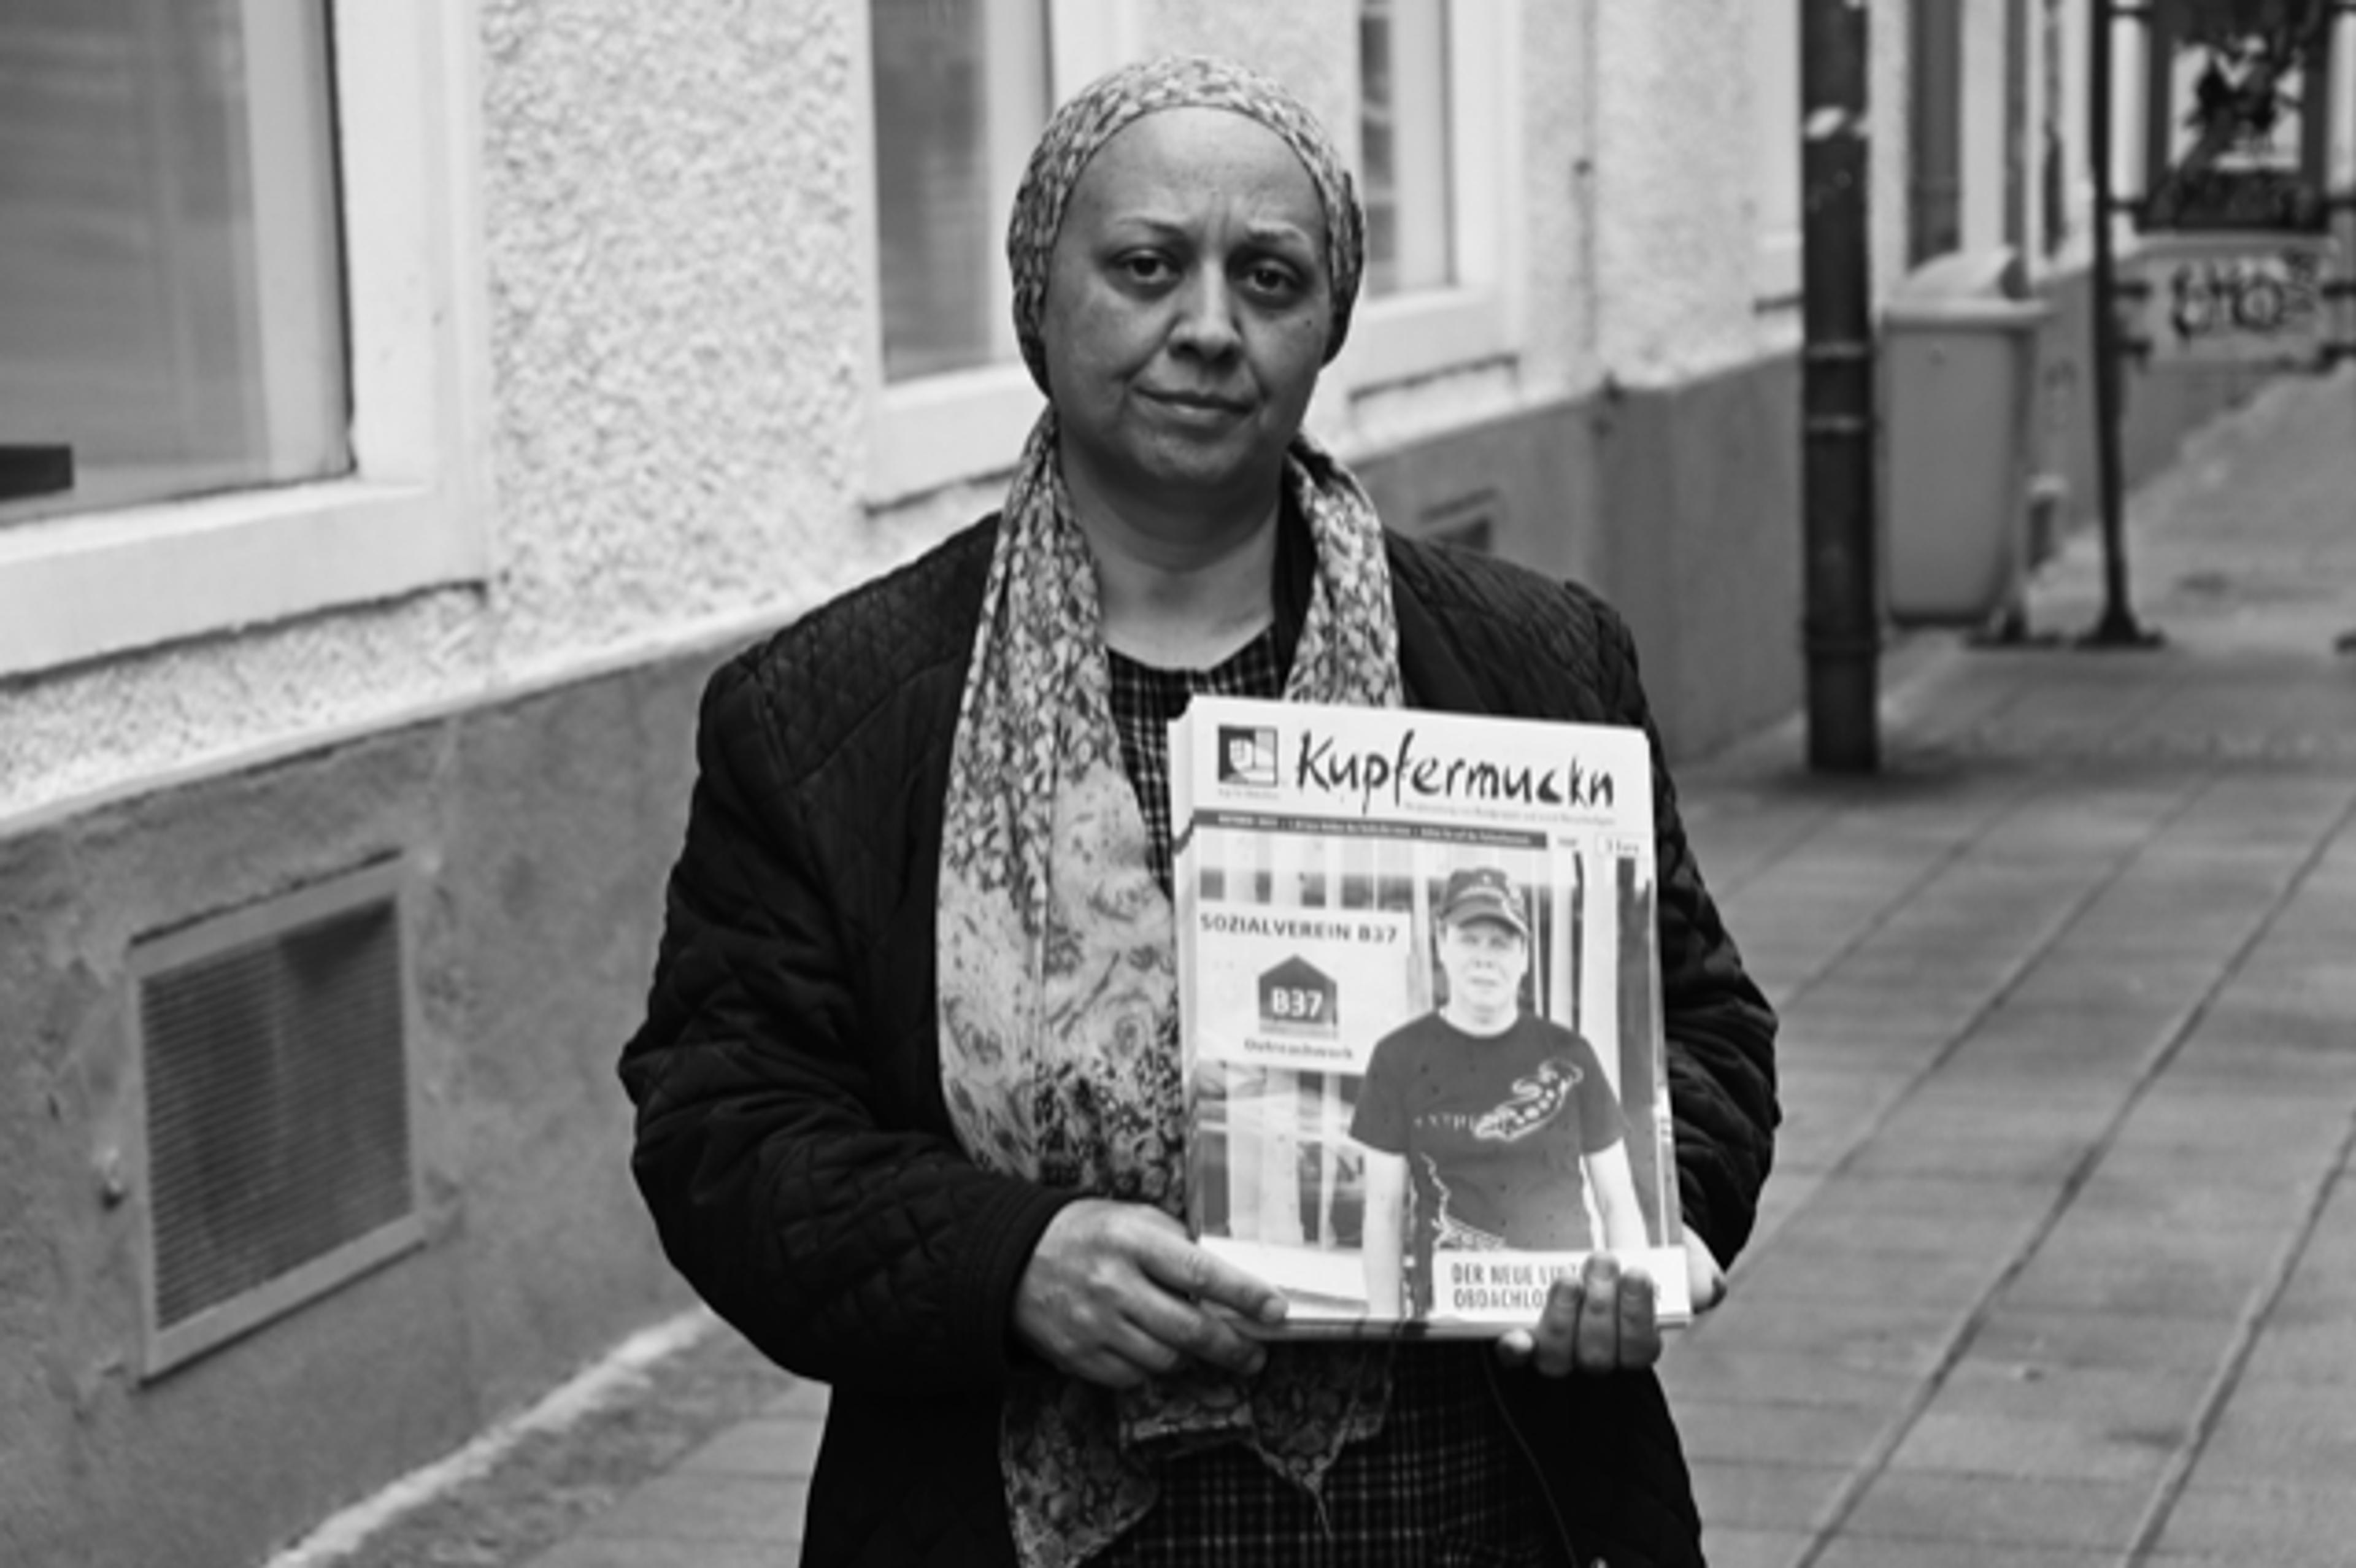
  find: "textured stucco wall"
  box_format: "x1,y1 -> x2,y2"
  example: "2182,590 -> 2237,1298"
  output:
481,0 -> 918,677
1590,0 -> 1761,385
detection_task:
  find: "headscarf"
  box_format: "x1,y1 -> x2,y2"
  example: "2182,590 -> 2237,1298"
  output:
1005,54 -> 1366,395
933,55 -> 1404,1568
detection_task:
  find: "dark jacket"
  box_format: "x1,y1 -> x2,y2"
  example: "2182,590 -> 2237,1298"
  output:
620,517 -> 1779,1567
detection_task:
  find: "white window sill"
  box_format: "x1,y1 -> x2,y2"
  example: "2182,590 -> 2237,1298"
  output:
866,362 -> 1045,504
1336,286 -> 1513,393
0,477 -> 485,674
1754,231 -> 1803,313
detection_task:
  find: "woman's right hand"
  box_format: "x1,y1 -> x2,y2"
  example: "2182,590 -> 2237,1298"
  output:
1013,1199 -> 1289,1388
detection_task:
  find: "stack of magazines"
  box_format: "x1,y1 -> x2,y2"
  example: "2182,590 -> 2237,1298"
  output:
1168,696 -> 1688,1336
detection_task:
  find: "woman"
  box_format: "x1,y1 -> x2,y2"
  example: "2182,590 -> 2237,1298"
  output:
622,56 -> 1777,1568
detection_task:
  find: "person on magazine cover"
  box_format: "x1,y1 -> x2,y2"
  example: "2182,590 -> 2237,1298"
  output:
619,53 -> 1777,1568
1352,866 -> 1653,1320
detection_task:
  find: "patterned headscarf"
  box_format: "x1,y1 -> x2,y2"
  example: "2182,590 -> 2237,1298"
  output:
1004,54 -> 1366,395
936,55 -> 1401,1568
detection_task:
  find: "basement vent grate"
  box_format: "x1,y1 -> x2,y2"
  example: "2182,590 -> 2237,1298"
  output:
131,860 -> 421,1375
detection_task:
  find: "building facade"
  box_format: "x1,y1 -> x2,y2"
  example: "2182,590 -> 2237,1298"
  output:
4,2 -> 2341,1563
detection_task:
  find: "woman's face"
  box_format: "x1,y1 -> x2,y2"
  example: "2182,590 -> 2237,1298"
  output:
1041,107 -> 1332,523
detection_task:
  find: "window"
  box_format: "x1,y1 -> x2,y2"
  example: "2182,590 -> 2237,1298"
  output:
1358,0 -> 1454,296
1911,0 -> 1967,266
0,0 -> 348,527
858,0 -> 1134,500
871,0 -> 1050,382
2039,0 -> 2072,258
1325,0 -> 1512,396
0,0 -> 487,677
1912,0 -> 2045,272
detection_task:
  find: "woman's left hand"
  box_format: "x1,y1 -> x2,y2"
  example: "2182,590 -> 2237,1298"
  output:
1494,1233 -> 1727,1377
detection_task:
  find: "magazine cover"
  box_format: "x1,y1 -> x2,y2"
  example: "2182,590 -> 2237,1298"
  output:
1169,695 -> 1687,1337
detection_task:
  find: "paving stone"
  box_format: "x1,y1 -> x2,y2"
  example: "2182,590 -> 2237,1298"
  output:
1885,1407 -> 2187,1486
2185,1378 -> 2356,1485
2100,1103 -> 2349,1187
1676,1293 -> 1964,1379
528,1536 -> 785,1568
1732,1234 -> 2011,1308
1685,1458 -> 1852,1533
1691,1523 -> 1812,1568
1873,1083 -> 2123,1148
1941,997 -> 2185,1067
1660,1341 -> 1926,1414
2000,958 -> 2211,1013
2233,1309 -> 2356,1386
1998,1234 -> 2275,1320
1840,1128 -> 2091,1185
678,1413 -> 825,1478
1838,1470 -> 2151,1549
2147,1479 -> 2356,1561
1966,1305 -> 2226,1374
1667,1397 -> 1898,1468
1811,1539 -> 2113,1568
1881,1349 -> 2209,1486
1771,1171 -> 2053,1233
580,1470 -> 809,1544
2060,1165 -> 2312,1233
1770,1008 -> 1960,1055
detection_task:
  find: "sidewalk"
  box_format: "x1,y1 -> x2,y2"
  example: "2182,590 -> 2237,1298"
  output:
316,365 -> 2355,1568
1666,361 -> 2356,1567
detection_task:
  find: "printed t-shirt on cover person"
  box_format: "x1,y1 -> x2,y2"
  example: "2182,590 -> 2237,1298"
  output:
1350,1012 -> 1626,1310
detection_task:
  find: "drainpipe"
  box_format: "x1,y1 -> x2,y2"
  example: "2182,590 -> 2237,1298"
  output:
1801,0 -> 1879,772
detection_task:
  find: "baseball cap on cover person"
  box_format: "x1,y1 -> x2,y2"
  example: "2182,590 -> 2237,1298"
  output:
1438,866 -> 1528,937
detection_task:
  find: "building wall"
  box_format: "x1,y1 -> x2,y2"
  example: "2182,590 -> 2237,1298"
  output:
0,2 -> 2304,1563
0,660 -> 708,1567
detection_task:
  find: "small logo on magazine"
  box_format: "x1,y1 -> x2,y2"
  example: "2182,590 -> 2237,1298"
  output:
1217,726 -> 1279,787
1258,955 -> 1338,1039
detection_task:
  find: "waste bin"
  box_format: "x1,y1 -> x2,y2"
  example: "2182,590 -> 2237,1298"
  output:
1881,248 -> 2053,626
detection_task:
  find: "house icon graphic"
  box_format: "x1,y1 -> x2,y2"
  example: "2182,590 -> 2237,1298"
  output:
1258,955 -> 1339,1039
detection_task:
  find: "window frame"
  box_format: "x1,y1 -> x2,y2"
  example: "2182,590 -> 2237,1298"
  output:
0,0 -> 490,678
1325,0 -> 1517,398
856,0 -> 1137,502
857,0 -> 1520,504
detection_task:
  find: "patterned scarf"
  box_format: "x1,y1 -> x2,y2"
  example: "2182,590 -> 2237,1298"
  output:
938,411 -> 1403,1568
936,56 -> 1398,1568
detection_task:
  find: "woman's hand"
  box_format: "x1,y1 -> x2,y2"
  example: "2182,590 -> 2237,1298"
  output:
1494,1233 -> 1728,1377
1014,1199 -> 1289,1389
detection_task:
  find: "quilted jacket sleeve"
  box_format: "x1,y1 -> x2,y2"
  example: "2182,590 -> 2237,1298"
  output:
619,653 -> 1076,1396
1593,606 -> 1780,1269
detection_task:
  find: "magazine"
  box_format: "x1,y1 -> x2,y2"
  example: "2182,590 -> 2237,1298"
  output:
1169,695 -> 1688,1337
